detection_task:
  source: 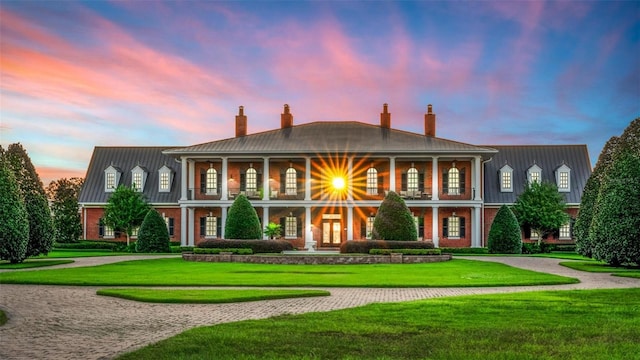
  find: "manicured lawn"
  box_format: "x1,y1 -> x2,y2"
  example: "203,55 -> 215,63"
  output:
97,288 -> 330,303
117,288 -> 640,360
0,258 -> 578,287
40,250 -> 132,258
561,261 -> 640,278
0,259 -> 74,269
529,252 -> 593,260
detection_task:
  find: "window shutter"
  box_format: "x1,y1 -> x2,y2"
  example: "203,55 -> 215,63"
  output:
524,225 -> 531,239
257,172 -> 262,191
99,222 -> 104,237
217,174 -> 222,194
401,173 -> 407,191
570,217 -> 575,238
460,217 -> 466,238
240,173 -> 246,191
442,169 -> 448,193
280,172 -> 286,193
296,218 -> 302,237
297,171 -> 303,196
419,217 -> 424,238
442,218 -> 448,237
168,218 -> 174,236
200,172 -> 206,193
199,217 -> 205,237
418,172 -> 425,192
280,217 -> 285,235
460,168 -> 466,194
216,217 -> 222,238
361,220 -> 366,239
378,175 -> 384,194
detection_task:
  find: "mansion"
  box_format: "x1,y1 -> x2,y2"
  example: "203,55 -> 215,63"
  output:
78,104 -> 591,249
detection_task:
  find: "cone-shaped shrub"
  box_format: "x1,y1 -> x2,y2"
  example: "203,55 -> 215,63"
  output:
488,205 -> 522,254
372,191 -> 417,241
0,151 -> 29,263
225,194 -> 262,239
136,209 -> 171,253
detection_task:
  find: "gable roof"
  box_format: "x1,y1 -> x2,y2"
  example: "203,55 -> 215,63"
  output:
79,147 -> 181,204
483,145 -> 592,205
164,121 -> 498,157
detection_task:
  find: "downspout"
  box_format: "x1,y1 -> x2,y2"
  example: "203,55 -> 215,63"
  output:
480,156 -> 494,247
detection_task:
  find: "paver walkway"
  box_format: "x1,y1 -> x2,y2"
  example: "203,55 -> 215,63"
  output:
1,255 -> 638,360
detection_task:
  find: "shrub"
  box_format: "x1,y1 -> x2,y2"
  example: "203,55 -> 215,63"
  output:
488,205 -> 522,254
0,153 -> 29,263
440,247 -> 488,254
193,248 -> 253,255
198,239 -> 293,253
136,210 -> 171,253
522,242 -> 551,254
225,195 -> 262,239
340,240 -> 434,254
372,191 -> 418,241
369,249 -> 442,255
53,240 -> 121,250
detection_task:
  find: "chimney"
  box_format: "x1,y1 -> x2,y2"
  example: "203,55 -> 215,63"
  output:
424,104 -> 436,137
380,103 -> 391,128
235,106 -> 247,137
281,104 -> 293,128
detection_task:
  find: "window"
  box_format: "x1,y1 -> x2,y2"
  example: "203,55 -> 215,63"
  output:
205,216 -> 217,237
104,165 -> 121,192
106,173 -> 116,190
131,226 -> 139,238
246,167 -> 257,192
366,167 -> 378,195
530,229 -> 539,239
559,223 -> 571,239
163,215 -> 174,237
133,172 -> 143,191
286,167 -> 297,195
556,164 -> 571,192
158,165 -> 173,192
443,215 -> 465,239
448,216 -> 460,238
527,164 -> 542,184
160,172 -> 169,191
414,216 -> 420,239
407,167 -> 419,192
285,216 -> 297,238
366,216 -> 375,239
448,168 -> 460,195
500,164 -> 513,192
206,168 -> 217,194
131,165 -> 147,192
104,225 -> 114,238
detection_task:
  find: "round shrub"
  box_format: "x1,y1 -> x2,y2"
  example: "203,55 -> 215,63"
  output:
136,210 -> 171,253
225,195 -> 262,239
488,205 -> 522,254
372,191 -> 418,241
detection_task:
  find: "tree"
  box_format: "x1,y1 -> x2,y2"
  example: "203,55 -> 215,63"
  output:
512,181 -> 569,246
103,185 -> 150,246
4,143 -> 54,257
575,136 -> 620,257
47,178 -> 84,243
372,191 -> 417,241
225,194 -> 262,239
136,209 -> 171,253
0,148 -> 29,263
488,205 -> 522,254
264,222 -> 282,240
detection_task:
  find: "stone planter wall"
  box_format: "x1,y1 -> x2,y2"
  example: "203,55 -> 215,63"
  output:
182,252 -> 452,265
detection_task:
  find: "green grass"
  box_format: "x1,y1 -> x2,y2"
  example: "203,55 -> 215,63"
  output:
39,250 -> 131,258
97,288 -> 330,303
117,288 -> 640,360
528,252 -> 593,260
0,259 -> 74,269
561,261 -> 640,278
0,258 -> 578,287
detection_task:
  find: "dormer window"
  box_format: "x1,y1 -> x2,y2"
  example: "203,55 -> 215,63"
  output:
527,164 -> 542,184
556,164 -> 571,192
158,165 -> 173,192
131,165 -> 148,191
500,164 -> 513,192
104,165 -> 121,192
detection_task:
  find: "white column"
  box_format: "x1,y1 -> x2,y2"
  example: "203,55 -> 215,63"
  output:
221,157 -> 228,200
187,208 -> 195,246
262,206 -> 269,239
473,205 -> 482,247
221,207 -> 227,239
188,160 -> 195,200
474,156 -> 482,201
432,157 -> 439,200
180,157 -> 188,200
180,207 -> 187,246
305,206 -> 314,251
389,157 -> 396,192
347,206 -> 353,241
263,157 -> 270,200
432,206 -> 439,248
305,157 -> 311,200
347,157 -> 353,200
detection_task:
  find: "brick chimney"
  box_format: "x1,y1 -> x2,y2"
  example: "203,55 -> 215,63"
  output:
380,103 -> 390,128
424,104 -> 436,137
281,104 -> 293,128
235,106 -> 247,137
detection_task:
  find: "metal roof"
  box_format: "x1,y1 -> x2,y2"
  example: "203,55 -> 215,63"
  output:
79,147 -> 182,204
164,122 -> 498,156
483,145 -> 592,204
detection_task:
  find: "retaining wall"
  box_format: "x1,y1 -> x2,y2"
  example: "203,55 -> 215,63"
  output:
182,252 -> 452,265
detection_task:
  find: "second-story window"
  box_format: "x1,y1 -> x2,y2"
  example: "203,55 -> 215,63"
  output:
246,167 -> 257,192
366,167 -> 378,195
133,172 -> 143,191
286,167 -> 297,195
206,168 -> 217,194
106,172 -> 116,191
407,167 -> 419,192
448,167 -> 460,195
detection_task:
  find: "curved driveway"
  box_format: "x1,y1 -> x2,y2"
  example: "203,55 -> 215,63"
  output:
1,255 -> 638,360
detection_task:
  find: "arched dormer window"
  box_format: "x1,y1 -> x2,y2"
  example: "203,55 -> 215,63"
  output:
556,164 -> 571,192
206,168 -> 218,195
527,164 -> 542,184
285,167 -> 297,195
131,165 -> 148,192
158,165 -> 173,192
500,164 -> 513,192
366,167 -> 378,195
104,165 -> 121,192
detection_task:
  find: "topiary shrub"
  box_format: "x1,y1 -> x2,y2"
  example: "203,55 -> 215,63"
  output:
136,209 -> 171,253
0,152 -> 29,263
340,240 -> 434,254
198,239 -> 293,253
488,205 -> 522,254
372,191 -> 418,241
225,194 -> 262,239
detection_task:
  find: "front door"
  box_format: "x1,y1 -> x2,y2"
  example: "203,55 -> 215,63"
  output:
322,219 -> 342,246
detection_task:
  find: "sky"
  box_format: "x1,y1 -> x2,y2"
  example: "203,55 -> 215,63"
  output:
1,1 -> 638,186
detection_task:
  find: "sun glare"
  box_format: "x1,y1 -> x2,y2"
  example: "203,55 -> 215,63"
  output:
332,177 -> 346,190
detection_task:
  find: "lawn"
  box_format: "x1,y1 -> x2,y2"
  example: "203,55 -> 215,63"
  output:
0,259 -> 74,269
97,288 -> 330,303
117,288 -> 640,360
0,258 -> 578,287
561,261 -> 640,278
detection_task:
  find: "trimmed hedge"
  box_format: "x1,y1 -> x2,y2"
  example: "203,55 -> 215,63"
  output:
369,249 -> 442,255
340,240 -> 434,254
193,248 -> 253,255
439,247 -> 489,254
54,240 -> 122,250
198,239 -> 294,253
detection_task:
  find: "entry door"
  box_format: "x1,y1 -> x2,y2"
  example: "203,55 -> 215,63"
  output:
322,220 -> 342,246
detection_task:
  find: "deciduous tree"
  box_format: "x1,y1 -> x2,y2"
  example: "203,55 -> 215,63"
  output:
103,185 -> 150,246
512,181 -> 568,246
47,178 -> 84,243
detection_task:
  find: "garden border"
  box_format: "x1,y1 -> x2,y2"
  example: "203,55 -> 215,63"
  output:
182,252 -> 452,264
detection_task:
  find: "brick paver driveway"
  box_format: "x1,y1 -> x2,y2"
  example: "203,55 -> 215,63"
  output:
1,255 -> 638,360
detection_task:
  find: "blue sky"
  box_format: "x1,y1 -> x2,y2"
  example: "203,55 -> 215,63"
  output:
1,1 -> 638,185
